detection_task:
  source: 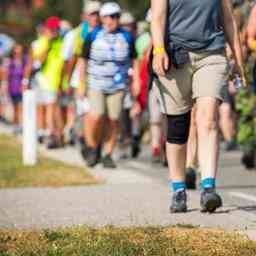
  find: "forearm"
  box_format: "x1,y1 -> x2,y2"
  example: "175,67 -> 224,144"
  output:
247,7 -> 256,49
132,59 -> 141,97
222,0 -> 244,70
66,56 -> 77,84
151,0 -> 167,49
78,58 -> 87,95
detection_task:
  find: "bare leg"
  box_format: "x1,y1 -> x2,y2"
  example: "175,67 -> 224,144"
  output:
167,142 -> 187,182
13,104 -> 18,125
86,113 -> 104,149
104,119 -> 119,155
37,105 -> 45,130
46,103 -> 56,136
219,103 -> 235,142
55,105 -> 65,143
196,97 -> 220,180
17,102 -> 22,127
151,123 -> 162,149
186,106 -> 198,168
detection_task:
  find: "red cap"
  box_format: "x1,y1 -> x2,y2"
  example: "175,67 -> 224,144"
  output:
45,16 -> 60,30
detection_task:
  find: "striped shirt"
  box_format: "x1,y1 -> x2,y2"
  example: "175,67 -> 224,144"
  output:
82,26 -> 136,93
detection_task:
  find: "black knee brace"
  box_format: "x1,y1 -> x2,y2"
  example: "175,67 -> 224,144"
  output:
166,111 -> 191,145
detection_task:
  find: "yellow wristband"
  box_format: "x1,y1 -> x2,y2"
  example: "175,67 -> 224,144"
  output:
153,47 -> 166,55
249,40 -> 256,51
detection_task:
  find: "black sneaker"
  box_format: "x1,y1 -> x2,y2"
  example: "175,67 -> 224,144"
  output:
47,136 -> 62,149
200,188 -> 222,213
131,136 -> 141,159
170,190 -> 187,213
102,154 -> 116,169
185,167 -> 197,190
86,148 -> 99,167
224,140 -> 237,151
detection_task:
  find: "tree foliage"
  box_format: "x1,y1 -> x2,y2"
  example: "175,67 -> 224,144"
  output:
32,0 -> 150,27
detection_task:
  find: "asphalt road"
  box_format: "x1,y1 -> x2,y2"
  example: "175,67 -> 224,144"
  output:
0,124 -> 256,240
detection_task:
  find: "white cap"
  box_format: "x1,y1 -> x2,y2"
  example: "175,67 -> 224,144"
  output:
83,0 -> 101,14
60,20 -> 72,31
120,12 -> 135,25
100,2 -> 122,17
145,9 -> 152,23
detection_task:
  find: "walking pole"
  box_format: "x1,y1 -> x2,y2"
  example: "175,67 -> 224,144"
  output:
22,89 -> 37,166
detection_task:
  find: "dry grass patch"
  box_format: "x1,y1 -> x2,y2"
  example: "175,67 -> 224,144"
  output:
0,134 -> 98,188
0,226 -> 255,256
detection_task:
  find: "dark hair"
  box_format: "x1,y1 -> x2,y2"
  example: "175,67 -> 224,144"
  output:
9,43 -> 25,60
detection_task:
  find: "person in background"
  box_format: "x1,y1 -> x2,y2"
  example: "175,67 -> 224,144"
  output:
21,23 -> 48,143
79,2 -> 140,168
34,16 -> 65,149
3,44 -> 26,133
0,58 -> 7,123
119,11 -> 142,159
139,9 -> 165,164
63,0 -> 101,157
247,2 -> 256,92
55,20 -> 74,145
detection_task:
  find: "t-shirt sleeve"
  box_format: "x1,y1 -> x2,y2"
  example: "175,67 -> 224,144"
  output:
81,33 -> 92,60
61,31 -> 75,61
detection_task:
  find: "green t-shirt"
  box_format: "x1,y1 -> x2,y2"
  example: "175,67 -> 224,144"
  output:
135,32 -> 151,59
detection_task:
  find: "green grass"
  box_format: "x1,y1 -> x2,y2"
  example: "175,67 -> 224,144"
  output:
0,226 -> 255,256
0,135 -> 97,188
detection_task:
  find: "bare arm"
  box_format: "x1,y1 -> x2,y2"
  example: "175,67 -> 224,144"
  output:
22,49 -> 33,90
132,59 -> 141,97
77,57 -> 87,98
222,0 -> 245,85
151,0 -> 167,49
247,6 -> 256,49
151,0 -> 169,76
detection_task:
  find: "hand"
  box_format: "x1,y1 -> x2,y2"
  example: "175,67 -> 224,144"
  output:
130,101 -> 142,118
66,87 -> 74,96
234,64 -> 247,87
22,84 -> 29,92
152,52 -> 169,77
131,80 -> 141,98
76,87 -> 85,99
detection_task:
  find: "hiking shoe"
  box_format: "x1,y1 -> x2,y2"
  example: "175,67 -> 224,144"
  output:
81,145 -> 89,161
170,190 -> 187,213
185,167 -> 197,190
131,136 -> 141,159
102,154 -> 116,169
47,136 -> 62,149
86,148 -> 99,168
200,188 -> 222,213
224,140 -> 237,151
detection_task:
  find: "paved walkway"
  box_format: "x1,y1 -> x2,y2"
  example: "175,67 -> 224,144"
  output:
0,124 -> 256,240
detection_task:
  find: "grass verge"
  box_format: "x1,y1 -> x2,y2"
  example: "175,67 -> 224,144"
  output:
0,226 -> 255,256
0,134 -> 97,188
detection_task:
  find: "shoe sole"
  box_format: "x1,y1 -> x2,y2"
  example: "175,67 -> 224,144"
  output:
201,198 -> 222,213
170,206 -> 187,214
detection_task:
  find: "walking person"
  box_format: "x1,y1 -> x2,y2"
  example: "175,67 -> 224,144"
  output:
79,2 -> 140,168
151,0 -> 246,213
34,16 -> 65,149
3,44 -> 27,133
65,0 -> 102,157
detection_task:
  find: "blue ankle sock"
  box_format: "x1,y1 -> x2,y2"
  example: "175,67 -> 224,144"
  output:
201,178 -> 216,189
170,181 -> 186,192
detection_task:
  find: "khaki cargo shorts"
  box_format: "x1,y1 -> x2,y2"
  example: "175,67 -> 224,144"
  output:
153,52 -> 228,115
88,89 -> 124,121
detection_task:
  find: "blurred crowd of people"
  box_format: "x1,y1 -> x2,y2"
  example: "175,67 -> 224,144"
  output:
0,0 -> 255,177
